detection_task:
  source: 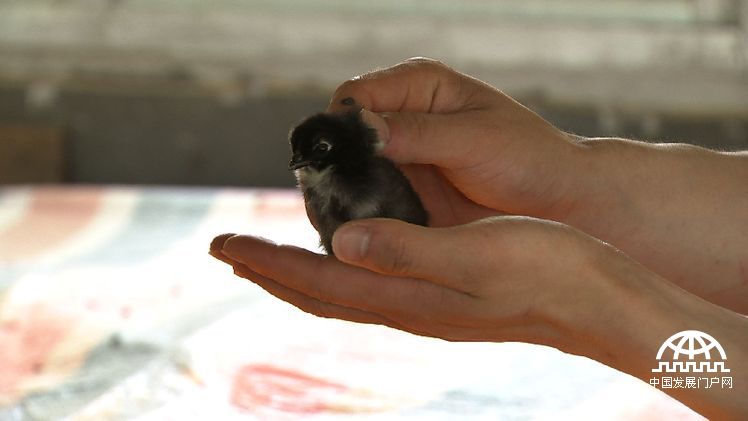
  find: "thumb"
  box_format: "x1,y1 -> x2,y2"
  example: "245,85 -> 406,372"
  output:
360,109 -> 480,169
332,219 -> 462,286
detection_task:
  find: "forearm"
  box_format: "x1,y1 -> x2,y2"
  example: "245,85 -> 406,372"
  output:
559,254 -> 748,420
566,138 -> 748,313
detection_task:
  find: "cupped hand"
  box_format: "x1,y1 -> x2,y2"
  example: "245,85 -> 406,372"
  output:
210,216 -> 748,420
327,58 -> 582,227
210,216 -> 627,356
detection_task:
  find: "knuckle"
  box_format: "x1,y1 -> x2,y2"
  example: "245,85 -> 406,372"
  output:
400,112 -> 428,141
310,282 -> 330,306
308,256 -> 333,303
377,230 -> 413,275
304,299 -> 333,319
389,57 -> 450,80
434,329 -> 462,342
400,315 -> 462,342
332,78 -> 361,99
403,57 -> 447,71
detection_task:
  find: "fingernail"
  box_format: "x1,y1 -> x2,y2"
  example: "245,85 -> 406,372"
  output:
332,225 -> 371,262
360,109 -> 390,148
210,233 -> 236,254
209,249 -> 234,265
340,97 -> 356,106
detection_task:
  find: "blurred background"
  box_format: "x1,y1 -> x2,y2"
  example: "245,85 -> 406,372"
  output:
0,0 -> 746,187
1,1 -> 744,418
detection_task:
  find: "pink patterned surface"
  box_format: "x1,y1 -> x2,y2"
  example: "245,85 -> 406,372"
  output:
0,186 -> 703,419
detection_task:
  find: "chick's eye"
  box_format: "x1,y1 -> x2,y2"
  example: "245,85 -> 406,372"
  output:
314,139 -> 331,154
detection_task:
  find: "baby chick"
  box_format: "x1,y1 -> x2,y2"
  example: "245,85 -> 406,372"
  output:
289,111 -> 428,255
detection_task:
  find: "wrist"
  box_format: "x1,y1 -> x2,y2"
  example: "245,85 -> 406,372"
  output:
524,131 -> 604,224
546,244 -> 670,369
557,137 -> 748,313
566,248 -> 748,419
555,136 -> 634,233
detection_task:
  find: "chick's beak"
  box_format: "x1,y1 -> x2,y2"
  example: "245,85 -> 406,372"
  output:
289,154 -> 312,170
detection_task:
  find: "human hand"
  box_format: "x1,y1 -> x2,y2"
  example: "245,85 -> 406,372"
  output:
212,216 -> 628,351
324,58 -> 748,314
211,217 -> 748,420
326,58 -> 582,227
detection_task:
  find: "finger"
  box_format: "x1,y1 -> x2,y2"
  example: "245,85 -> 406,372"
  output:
236,257 -> 566,346
331,219 -> 473,293
209,233 -> 237,264
210,232 -> 235,253
231,261 -> 407,330
232,260 -> 545,343
358,107 -> 469,166
327,57 -> 490,114
220,235 -> 471,316
359,105 -> 496,169
214,232 -> 402,324
230,258 -> 508,343
376,109 -> 494,168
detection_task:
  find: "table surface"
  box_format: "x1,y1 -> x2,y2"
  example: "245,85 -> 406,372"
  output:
0,186 -> 702,420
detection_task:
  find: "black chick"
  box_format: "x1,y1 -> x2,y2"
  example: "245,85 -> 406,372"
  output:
289,111 -> 428,255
